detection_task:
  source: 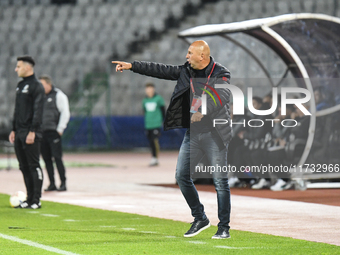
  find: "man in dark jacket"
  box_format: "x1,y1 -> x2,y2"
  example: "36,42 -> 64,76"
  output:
113,40 -> 232,239
9,56 -> 45,209
238,96 -> 273,189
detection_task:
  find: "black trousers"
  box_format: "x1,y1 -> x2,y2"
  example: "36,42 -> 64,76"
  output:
14,131 -> 43,205
41,130 -> 66,185
231,144 -> 256,182
145,128 -> 161,158
267,149 -> 291,182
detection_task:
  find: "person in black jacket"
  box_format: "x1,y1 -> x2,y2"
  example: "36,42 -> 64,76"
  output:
240,96 -> 273,189
113,40 -> 232,239
8,56 -> 45,209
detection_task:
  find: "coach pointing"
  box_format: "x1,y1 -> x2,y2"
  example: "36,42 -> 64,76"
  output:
112,40 -> 232,239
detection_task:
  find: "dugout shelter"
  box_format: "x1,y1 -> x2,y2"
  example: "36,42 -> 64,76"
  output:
178,13 -> 340,181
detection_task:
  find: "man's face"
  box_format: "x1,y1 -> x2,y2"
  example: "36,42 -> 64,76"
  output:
294,103 -> 308,116
314,90 -> 322,104
186,45 -> 201,70
286,107 -> 294,117
278,106 -> 282,116
15,61 -> 30,78
40,79 -> 52,94
145,86 -> 155,98
263,96 -> 272,107
252,99 -> 262,110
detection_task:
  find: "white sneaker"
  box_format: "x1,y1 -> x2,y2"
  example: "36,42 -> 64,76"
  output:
228,177 -> 240,188
15,201 -> 29,209
149,157 -> 159,166
30,203 -> 41,209
282,181 -> 294,190
270,179 -> 287,191
251,178 -> 269,189
295,179 -> 307,190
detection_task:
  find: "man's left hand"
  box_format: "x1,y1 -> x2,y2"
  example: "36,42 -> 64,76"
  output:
26,131 -> 35,144
191,112 -> 204,123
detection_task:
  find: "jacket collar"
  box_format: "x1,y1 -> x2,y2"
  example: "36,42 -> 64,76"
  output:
22,73 -> 36,82
46,85 -> 55,95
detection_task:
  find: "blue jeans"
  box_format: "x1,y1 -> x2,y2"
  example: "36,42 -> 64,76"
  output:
175,129 -> 231,229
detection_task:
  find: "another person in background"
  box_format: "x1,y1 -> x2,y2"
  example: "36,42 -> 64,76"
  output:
142,83 -> 165,166
262,92 -> 273,110
238,96 -> 273,189
227,104 -> 249,187
9,56 -> 45,209
269,104 -> 310,191
268,104 -> 295,191
39,75 -> 70,191
314,87 -> 333,111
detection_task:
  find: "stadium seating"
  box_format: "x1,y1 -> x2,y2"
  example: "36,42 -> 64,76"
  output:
104,0 -> 340,116
0,0 -> 197,120
0,0 -> 339,120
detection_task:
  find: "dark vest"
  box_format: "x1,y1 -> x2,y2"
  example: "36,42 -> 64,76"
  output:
42,87 -> 60,131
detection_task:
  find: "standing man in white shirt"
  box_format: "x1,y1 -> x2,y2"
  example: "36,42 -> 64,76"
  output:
39,75 -> 70,191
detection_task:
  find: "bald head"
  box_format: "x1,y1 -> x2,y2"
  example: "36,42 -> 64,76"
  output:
186,40 -> 211,70
191,40 -> 210,57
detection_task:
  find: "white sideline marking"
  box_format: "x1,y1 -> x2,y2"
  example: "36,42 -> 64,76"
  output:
139,231 -> 157,234
121,228 -> 135,231
41,214 -> 59,217
0,233 -> 81,255
27,211 -> 39,214
64,219 -> 78,222
99,226 -> 116,228
164,236 -> 176,238
188,241 -> 206,244
215,245 -> 256,249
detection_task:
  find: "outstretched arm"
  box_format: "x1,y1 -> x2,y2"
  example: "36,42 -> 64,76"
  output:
112,60 -> 182,81
112,61 -> 132,72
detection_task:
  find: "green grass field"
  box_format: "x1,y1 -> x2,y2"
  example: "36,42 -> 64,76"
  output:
0,194 -> 339,255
